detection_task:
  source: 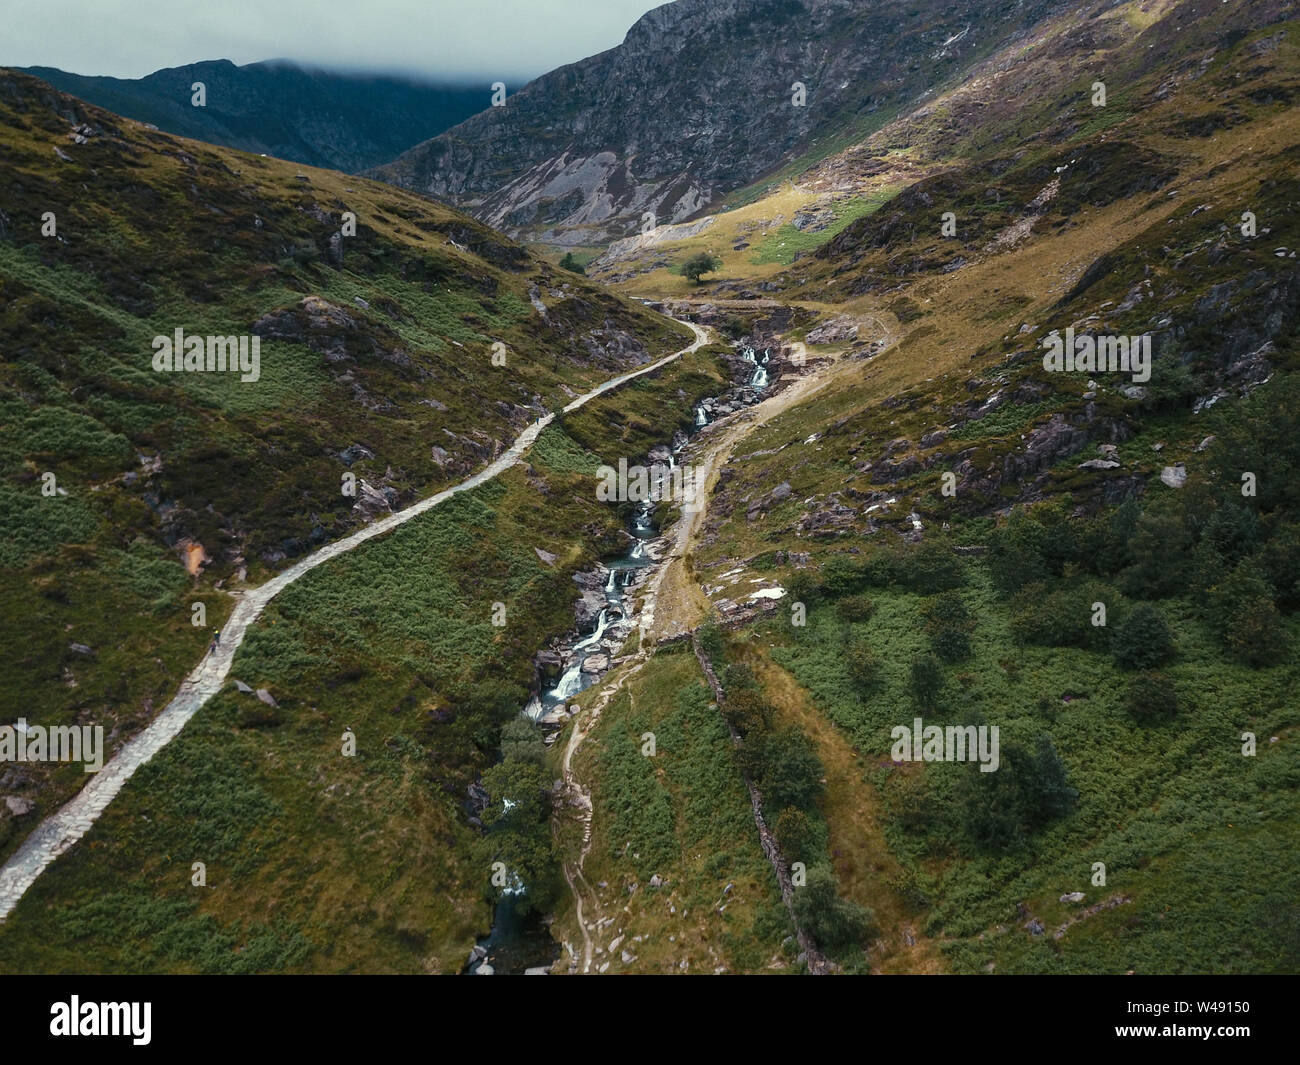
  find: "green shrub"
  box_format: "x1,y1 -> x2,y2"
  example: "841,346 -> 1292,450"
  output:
1207,565 -> 1289,667
750,727 -> 824,810
910,654 -> 944,709
836,593 -> 877,622
822,554 -> 870,596
698,621 -> 725,662
1119,509 -> 1193,599
988,510 -> 1052,594
723,663 -> 759,692
722,688 -> 773,736
958,734 -> 1076,850
773,807 -> 828,864
500,718 -> 547,766
1111,603 -> 1176,669
894,541 -> 964,594
929,625 -> 972,662
792,865 -> 878,955
845,641 -> 882,691
923,590 -> 974,661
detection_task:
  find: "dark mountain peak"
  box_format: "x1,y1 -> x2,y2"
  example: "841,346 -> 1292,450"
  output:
18,58 -> 491,172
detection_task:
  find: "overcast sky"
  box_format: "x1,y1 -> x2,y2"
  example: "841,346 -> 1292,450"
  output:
0,0 -> 667,82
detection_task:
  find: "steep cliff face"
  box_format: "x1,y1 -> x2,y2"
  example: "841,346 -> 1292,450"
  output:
369,0 -> 1074,245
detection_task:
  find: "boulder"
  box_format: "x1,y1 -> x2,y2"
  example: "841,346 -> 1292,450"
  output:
1160,464 -> 1187,489
4,795 -> 34,817
255,688 -> 278,707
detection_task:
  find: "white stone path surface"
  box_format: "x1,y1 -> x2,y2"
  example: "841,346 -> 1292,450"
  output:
0,321 -> 708,921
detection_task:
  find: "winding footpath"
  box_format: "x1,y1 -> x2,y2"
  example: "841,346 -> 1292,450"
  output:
0,320 -> 709,923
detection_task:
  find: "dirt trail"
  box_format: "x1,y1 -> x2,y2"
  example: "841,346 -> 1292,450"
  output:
556,660 -> 645,973
640,317 -> 893,645
0,321 -> 709,923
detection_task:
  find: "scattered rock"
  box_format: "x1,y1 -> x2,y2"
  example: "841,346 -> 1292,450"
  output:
4,796 -> 34,817
1060,892 -> 1086,904
1160,464 -> 1187,489
255,689 -> 278,707
581,653 -> 610,673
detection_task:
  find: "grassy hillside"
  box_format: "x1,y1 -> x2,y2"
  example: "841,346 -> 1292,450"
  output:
571,0 -> 1300,974
0,67 -> 689,870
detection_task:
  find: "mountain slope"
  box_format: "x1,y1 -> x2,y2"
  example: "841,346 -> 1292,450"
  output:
22,59 -> 488,172
570,0 -> 1300,973
0,66 -> 689,876
369,0 -> 1078,245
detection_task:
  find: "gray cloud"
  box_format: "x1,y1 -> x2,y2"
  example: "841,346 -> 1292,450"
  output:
0,0 -> 666,81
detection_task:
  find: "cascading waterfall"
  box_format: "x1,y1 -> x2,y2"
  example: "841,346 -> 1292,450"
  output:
740,344 -> 769,390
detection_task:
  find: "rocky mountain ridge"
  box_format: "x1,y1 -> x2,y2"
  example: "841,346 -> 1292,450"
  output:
370,0 -> 1076,245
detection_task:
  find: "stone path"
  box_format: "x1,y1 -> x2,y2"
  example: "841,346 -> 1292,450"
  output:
0,321 -> 708,922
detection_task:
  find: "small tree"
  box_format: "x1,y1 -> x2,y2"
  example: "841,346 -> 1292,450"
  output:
1208,564 -> 1289,667
1110,603 -> 1176,669
837,593 -> 877,622
793,865 -> 878,954
756,727 -> 825,810
559,251 -> 585,274
681,252 -> 721,285
500,717 -> 547,766
923,590 -> 974,662
845,641 -> 881,691
910,654 -> 944,709
773,807 -> 827,863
